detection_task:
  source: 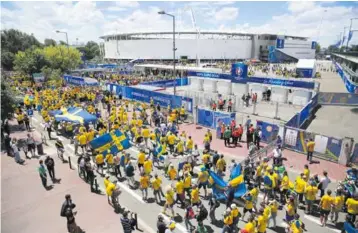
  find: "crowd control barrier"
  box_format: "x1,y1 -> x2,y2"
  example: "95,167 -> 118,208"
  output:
318,92 -> 358,106
106,83 -> 193,113
197,108 -> 235,129
141,77 -> 189,88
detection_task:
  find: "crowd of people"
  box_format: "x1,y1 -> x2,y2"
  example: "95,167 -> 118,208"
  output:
4,79 -> 358,233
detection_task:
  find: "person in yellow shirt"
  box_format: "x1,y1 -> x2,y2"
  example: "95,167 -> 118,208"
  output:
330,189 -> 344,223
285,197 -> 296,222
183,162 -> 192,175
306,138 -> 315,162
163,187 -> 175,218
191,184 -> 200,206
295,174 -> 306,205
151,174 -> 163,204
175,178 -> 185,207
216,155 -> 226,177
249,185 -> 259,213
280,171 -> 290,204
143,158 -> 153,175
106,181 -> 116,204
142,127 -> 150,146
137,149 -> 146,172
230,203 -> 240,229
198,167 -> 209,198
167,133 -> 176,154
106,150 -> 114,173
319,189 -> 333,227
78,133 -> 87,154
256,209 -> 267,233
223,208 -> 233,232
175,140 -> 184,156
268,199 -> 278,228
95,153 -> 105,175
139,172 -> 149,201
303,164 -> 310,182
304,181 -> 318,214
186,136 -> 194,153
345,194 -> 358,223
255,161 -> 263,190
242,193 -> 253,221
202,152 -> 211,170
104,175 -> 112,203
167,164 -> 178,181
243,215 -> 256,233
183,172 -> 192,198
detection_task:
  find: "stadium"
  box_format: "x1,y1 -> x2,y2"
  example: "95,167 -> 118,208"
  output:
100,31 -> 317,63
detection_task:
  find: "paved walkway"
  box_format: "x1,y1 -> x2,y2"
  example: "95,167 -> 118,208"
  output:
1,124 -> 130,233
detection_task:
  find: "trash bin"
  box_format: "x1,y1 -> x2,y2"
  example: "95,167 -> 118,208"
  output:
36,142 -> 44,155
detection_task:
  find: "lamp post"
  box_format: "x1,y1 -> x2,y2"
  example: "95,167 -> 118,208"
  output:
56,30 -> 70,54
347,18 -> 358,50
158,10 -> 177,95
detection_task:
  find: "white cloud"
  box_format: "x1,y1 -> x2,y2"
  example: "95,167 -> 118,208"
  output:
116,1 -> 140,8
288,1 -> 315,13
213,1 -> 235,6
107,6 -> 127,12
214,7 -> 239,21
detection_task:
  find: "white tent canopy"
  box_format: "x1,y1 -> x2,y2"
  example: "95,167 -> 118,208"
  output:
296,59 -> 316,69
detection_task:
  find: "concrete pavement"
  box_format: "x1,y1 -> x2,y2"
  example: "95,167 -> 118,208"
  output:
1,111 -> 347,233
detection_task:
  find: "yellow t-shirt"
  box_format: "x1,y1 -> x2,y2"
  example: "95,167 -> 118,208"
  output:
104,178 -> 110,188
187,139 -> 193,149
303,169 -> 310,181
307,141 -> 315,152
295,178 -> 306,194
96,154 -> 104,164
106,182 -> 116,196
168,135 -> 175,145
138,152 -> 145,164
231,208 -> 239,218
202,154 -> 210,164
244,222 -> 255,233
106,154 -> 114,164
224,215 -> 233,225
346,198 -> 358,214
270,202 -> 278,213
168,168 -> 177,180
245,199 -> 253,210
142,128 -> 150,138
79,134 -> 87,145
175,181 -> 184,194
287,203 -> 295,216
165,191 -> 175,205
152,177 -> 162,190
176,142 -> 184,152
184,175 -> 191,188
198,171 -> 209,183
139,176 -> 149,189
144,160 -> 153,174
334,195 -> 344,211
281,175 -> 289,190
191,188 -> 200,203
305,185 -> 318,201
257,215 -> 267,233
320,195 -> 333,211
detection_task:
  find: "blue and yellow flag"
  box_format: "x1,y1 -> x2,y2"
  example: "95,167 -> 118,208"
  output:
90,129 -> 131,156
54,107 -> 97,124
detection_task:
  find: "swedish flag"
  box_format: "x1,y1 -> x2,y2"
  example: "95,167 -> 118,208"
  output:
90,129 -> 131,156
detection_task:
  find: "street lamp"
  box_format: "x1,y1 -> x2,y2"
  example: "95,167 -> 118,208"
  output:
347,18 -> 358,50
56,30 -> 70,54
158,10 -> 177,95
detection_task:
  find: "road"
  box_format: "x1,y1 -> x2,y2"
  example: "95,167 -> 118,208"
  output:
1,111 -> 346,233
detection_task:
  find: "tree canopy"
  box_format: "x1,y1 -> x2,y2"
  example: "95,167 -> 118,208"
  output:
44,38 -> 57,47
77,41 -> 100,61
1,29 -> 42,70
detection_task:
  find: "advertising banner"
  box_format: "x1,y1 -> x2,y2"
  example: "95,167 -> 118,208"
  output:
334,61 -> 358,94
256,121 -> 279,143
231,63 -> 248,79
276,39 -> 285,49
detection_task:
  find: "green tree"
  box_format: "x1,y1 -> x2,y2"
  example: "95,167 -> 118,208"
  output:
13,47 -> 48,77
44,38 -> 57,47
42,45 -> 82,72
1,81 -> 16,121
1,51 -> 15,70
77,41 -> 100,61
59,40 -> 67,46
315,43 -> 321,54
1,29 -> 42,70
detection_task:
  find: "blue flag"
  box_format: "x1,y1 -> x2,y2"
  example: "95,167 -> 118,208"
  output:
348,31 -> 354,42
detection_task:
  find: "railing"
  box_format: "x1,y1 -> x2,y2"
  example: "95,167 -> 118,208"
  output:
240,139 -> 278,166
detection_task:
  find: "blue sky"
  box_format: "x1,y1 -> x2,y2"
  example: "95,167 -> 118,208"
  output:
1,1 -> 358,47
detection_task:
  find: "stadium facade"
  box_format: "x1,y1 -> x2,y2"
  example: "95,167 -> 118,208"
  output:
100,31 -> 317,63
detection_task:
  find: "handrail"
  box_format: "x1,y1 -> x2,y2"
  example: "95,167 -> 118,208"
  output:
240,139 -> 277,166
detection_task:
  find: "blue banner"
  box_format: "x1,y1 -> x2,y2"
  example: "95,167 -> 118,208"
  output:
241,76 -> 315,89
296,68 -> 313,78
64,75 -> 85,86
276,39 -> 285,49
311,41 -> 317,50
298,102 -> 311,127
334,61 -> 358,94
198,109 -> 214,128
231,62 -> 248,79
256,121 -> 279,143
286,113 -> 299,128
187,71 -> 232,80
141,77 -> 189,88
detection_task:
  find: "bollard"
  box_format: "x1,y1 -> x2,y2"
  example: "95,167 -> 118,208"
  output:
68,156 -> 72,169
134,213 -> 138,230
94,178 -> 99,193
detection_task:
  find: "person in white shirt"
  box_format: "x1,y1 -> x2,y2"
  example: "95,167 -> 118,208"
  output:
319,171 -> 331,197
191,145 -> 200,158
273,146 -> 282,165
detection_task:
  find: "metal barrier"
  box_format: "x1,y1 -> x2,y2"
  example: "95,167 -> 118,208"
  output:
240,139 -> 277,166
